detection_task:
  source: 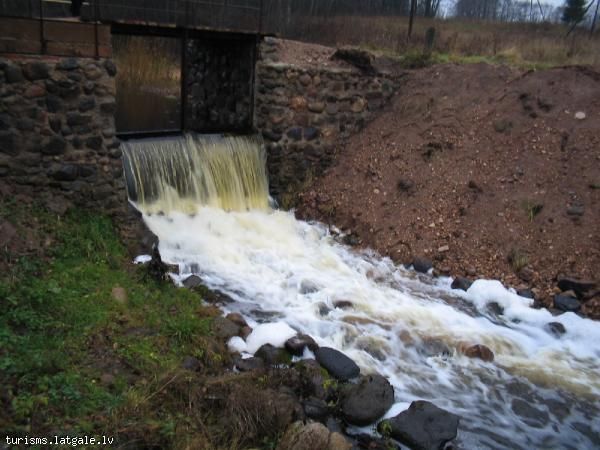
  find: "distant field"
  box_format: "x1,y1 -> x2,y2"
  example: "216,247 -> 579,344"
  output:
288,16 -> 600,67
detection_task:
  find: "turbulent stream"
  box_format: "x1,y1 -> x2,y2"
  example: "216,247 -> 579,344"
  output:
122,134 -> 600,449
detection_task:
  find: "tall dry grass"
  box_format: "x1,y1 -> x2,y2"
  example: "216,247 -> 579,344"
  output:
289,16 -> 600,67
113,35 -> 181,90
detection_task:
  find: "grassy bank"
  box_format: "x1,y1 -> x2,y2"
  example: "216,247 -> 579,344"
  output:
290,16 -> 600,68
0,201 -> 234,447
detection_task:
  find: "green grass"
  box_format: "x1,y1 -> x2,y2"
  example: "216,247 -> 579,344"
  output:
0,202 -> 215,440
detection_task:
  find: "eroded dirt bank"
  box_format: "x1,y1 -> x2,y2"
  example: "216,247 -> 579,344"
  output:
296,63 -> 600,317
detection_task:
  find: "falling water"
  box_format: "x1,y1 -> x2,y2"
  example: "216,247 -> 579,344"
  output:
122,133 -> 269,214
125,135 -> 600,449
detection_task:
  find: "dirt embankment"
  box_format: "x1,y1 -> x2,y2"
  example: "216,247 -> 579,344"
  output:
297,63 -> 600,317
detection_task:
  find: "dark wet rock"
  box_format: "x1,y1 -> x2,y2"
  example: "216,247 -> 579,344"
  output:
225,312 -> 247,328
182,356 -> 201,371
304,127 -> 319,141
553,294 -> 581,312
316,302 -> 331,316
57,58 -> 79,70
239,325 -> 252,339
182,274 -> 203,289
303,396 -> 329,421
378,400 -> 459,450
463,344 -> 494,362
333,300 -> 353,309
557,277 -> 596,297
486,302 -> 504,316
451,276 -> 473,291
412,257 -> 433,273
234,356 -> 265,372
285,334 -> 318,356
42,136 -> 67,155
546,322 -> 566,337
23,62 -> 49,80
325,416 -> 345,434
212,316 -> 240,340
4,64 -> 24,83
255,344 -> 291,366
511,398 -> 549,428
315,347 -> 360,381
300,279 -> 320,294
104,59 -> 117,76
287,127 -> 303,141
50,164 -> 78,181
340,374 -> 394,426
516,289 -> 535,299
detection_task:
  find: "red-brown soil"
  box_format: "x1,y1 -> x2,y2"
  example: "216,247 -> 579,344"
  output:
296,63 -> 600,317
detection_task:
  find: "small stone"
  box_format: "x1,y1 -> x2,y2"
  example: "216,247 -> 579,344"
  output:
287,127 -> 302,141
451,277 -> 473,291
308,102 -> 325,113
303,127 -> 319,141
23,62 -> 49,80
574,111 -> 586,120
79,96 -> 96,112
104,60 -> 117,76
554,294 -> 581,312
235,356 -> 264,372
56,58 -> 79,70
212,316 -> 240,340
412,257 -> 433,273
4,64 -> 24,83
546,322 -> 566,337
182,356 -> 201,371
50,164 -> 78,181
42,137 -> 67,155
517,289 -> 535,299
557,277 -> 596,297
255,344 -> 290,366
350,98 -> 367,113
518,266 -> 534,282
397,178 -> 414,192
567,205 -> 584,216
299,74 -> 312,86
85,136 -> 103,150
24,85 -> 46,98
462,344 -> 494,362
289,96 -> 307,111
285,334 -> 318,356
333,300 -> 353,309
438,245 -> 449,253
225,312 -> 247,327
303,397 -> 329,421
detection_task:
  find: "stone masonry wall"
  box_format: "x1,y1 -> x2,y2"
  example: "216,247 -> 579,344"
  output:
185,37 -> 255,133
0,56 -> 125,213
254,43 -> 402,201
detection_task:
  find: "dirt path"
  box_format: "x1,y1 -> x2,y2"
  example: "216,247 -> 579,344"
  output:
297,63 -> 600,317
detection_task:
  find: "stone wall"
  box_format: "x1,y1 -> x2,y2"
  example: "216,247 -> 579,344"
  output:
0,55 -> 125,213
254,42 -> 402,202
185,37 -> 255,133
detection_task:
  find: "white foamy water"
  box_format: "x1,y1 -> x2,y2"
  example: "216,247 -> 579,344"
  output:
143,207 -> 600,449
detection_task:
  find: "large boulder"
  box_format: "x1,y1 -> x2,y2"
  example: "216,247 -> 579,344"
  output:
315,347 -> 360,381
378,400 -> 459,450
340,374 -> 394,426
255,343 -> 291,366
276,421 -> 351,450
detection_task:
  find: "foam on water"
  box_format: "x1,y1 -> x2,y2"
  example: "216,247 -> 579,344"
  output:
142,206 -> 600,449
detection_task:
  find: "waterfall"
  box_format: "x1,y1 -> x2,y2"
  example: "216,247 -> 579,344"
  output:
122,133 -> 269,214
126,131 -> 600,449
